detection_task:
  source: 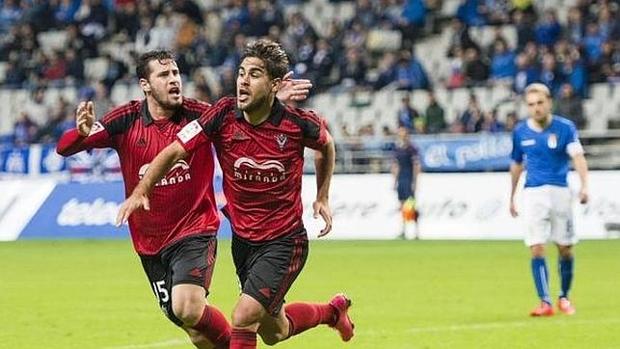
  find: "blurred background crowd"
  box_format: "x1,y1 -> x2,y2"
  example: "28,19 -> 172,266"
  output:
1,0 -> 619,146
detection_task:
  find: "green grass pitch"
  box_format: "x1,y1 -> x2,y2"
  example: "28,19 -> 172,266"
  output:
1,239 -> 619,348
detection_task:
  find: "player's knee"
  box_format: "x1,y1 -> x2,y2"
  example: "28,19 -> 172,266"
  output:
172,296 -> 204,326
558,245 -> 573,259
231,303 -> 262,329
530,244 -> 545,257
258,329 -> 288,346
260,334 -> 280,346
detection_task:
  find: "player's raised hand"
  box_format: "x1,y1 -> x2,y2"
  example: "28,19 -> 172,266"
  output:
277,71 -> 313,103
313,199 -> 333,237
116,192 -> 150,227
509,199 -> 519,218
76,101 -> 95,136
579,187 -> 589,204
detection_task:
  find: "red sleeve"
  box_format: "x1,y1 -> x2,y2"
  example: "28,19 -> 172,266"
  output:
175,97 -> 232,153
176,119 -> 210,153
56,102 -> 141,156
302,112 -> 330,150
56,122 -> 113,156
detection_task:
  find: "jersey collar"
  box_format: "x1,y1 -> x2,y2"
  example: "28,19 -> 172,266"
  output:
140,100 -> 184,126
235,98 -> 285,126
527,115 -> 554,132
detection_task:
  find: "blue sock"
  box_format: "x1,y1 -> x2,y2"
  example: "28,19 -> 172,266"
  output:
559,257 -> 574,298
531,257 -> 551,304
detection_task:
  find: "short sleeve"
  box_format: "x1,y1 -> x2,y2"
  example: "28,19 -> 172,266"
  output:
177,119 -> 209,153
301,112 -> 330,150
176,97 -> 231,153
565,121 -> 584,156
511,129 -> 523,163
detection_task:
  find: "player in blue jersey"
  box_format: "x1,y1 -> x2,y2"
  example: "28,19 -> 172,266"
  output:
509,83 -> 589,317
392,126 -> 421,239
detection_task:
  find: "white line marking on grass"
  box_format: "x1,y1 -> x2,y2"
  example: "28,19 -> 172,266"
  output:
105,338 -> 189,349
406,318 -> 620,333
360,318 -> 620,337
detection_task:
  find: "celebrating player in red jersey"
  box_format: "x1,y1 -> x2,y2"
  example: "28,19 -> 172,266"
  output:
57,50 -> 312,349
118,40 -> 354,348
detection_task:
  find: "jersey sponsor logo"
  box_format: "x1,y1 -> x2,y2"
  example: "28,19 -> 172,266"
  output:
89,122 -> 105,136
177,119 -> 202,144
547,134 -> 558,149
521,139 -> 535,146
276,134 -> 288,150
233,157 -> 286,183
138,160 -> 192,187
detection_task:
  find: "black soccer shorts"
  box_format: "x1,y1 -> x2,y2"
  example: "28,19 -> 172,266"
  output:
232,228 -> 309,316
139,234 -> 217,326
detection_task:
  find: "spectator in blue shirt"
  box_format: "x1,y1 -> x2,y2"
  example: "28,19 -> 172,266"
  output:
583,23 -> 604,66
457,0 -> 486,27
539,53 -> 564,96
490,39 -> 517,81
397,95 -> 421,132
562,56 -> 587,98
535,9 -> 561,47
514,53 -> 539,94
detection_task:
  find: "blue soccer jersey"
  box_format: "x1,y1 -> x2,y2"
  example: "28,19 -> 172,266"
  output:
511,115 -> 583,188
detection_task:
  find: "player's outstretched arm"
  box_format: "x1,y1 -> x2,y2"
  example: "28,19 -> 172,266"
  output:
116,140 -> 188,226
57,101 -> 96,156
313,133 -> 336,237
509,162 -> 523,217
276,71 -> 313,103
57,101 -> 115,156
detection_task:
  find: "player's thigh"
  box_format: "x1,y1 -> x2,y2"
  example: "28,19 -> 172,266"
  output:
139,253 -> 182,326
523,186 -> 552,246
231,233 -> 254,292
238,230 -> 309,317
549,187 -> 578,246
166,234 -> 218,294
164,234 -> 218,324
397,179 -> 413,202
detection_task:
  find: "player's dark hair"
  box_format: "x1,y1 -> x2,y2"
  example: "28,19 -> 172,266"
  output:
136,50 -> 176,80
242,39 -> 289,80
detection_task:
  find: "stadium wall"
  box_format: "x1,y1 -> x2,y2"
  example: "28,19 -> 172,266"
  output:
1,172 -> 619,241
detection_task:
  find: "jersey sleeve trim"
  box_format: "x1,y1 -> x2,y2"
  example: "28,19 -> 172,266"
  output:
567,141 -> 584,157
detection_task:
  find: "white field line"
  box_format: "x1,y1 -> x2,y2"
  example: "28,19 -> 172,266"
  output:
104,338 -> 189,349
105,318 -> 620,348
359,317 -> 620,336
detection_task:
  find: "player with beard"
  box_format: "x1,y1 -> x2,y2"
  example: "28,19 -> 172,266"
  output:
118,40 -> 354,348
56,50 -> 312,348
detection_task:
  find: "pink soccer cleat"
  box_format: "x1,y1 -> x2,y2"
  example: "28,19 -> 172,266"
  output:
329,293 -> 355,341
557,297 -> 576,315
530,301 -> 554,317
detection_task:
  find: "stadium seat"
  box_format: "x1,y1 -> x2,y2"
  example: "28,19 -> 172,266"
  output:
583,99 -> 606,132
37,30 -> 68,54
84,58 -> 110,82
0,62 -> 7,83
590,83 -> 611,102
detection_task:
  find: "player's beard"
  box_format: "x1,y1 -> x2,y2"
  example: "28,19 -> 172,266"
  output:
151,88 -> 183,112
238,93 -> 269,114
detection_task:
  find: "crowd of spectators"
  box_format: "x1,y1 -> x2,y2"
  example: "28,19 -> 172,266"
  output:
0,0 -> 618,144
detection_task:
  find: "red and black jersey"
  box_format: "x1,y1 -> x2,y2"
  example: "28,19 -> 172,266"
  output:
177,97 -> 330,242
57,98 -> 219,255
